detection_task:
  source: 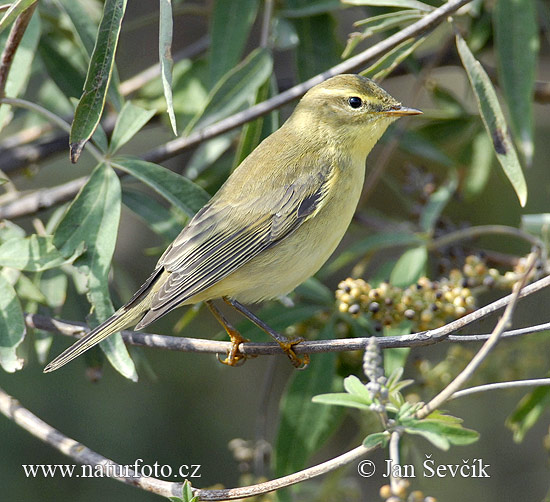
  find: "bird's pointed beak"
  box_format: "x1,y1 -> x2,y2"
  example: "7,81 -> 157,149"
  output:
383,106 -> 422,117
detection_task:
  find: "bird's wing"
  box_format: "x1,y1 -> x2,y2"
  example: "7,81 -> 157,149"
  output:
138,165 -> 333,324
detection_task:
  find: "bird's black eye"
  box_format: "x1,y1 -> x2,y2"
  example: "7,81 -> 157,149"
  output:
348,96 -> 362,109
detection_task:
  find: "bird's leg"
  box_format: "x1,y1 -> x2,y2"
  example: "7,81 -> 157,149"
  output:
206,300 -> 249,366
223,297 -> 309,369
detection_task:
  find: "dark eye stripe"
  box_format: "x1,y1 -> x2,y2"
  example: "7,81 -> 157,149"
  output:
348,96 -> 362,109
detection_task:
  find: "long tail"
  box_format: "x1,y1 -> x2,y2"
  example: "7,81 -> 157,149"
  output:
43,305 -> 145,373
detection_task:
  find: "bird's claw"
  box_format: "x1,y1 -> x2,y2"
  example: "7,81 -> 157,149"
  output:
278,337 -> 309,369
217,332 -> 250,367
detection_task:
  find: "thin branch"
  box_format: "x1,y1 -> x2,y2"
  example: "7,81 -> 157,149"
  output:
0,0 -> 475,220
26,273 -> 550,359
388,431 -> 402,494
0,1 -> 37,97
0,383 -> 377,500
259,0 -> 274,48
416,252 -> 539,418
429,224 -> 543,251
450,378 -> 550,400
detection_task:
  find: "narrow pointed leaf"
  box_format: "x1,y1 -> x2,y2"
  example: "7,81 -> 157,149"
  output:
456,34 -> 527,207
58,0 -> 122,110
159,0 -> 177,134
69,0 -> 128,163
209,0 -> 260,86
343,0 -> 433,12
343,374 -> 371,400
312,393 -> 372,410
494,0 -> 538,165
112,157 -> 210,217
109,101 -> 156,154
0,274 -> 25,372
363,36 -> 426,81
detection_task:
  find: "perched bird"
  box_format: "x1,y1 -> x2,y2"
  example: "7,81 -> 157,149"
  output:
44,74 -> 421,373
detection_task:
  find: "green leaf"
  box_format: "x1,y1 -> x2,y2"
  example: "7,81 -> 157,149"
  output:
0,0 -> 36,34
108,101 -> 156,154
0,220 -> 26,243
463,130 -> 493,200
0,274 -> 25,372
322,231 -> 422,277
343,375 -> 370,399
40,269 -> 68,309
362,432 -> 389,449
186,47 -> 273,134
208,0 -> 260,86
0,12 -> 40,130
456,34 -> 527,207
494,0 -> 538,165
16,273 -> 47,303
312,392 -> 372,410
281,0 -> 342,17
58,0 -> 100,55
57,0 -> 122,110
344,10 -> 423,57
506,386 -> 550,443
53,163 -> 137,381
275,323 -> 343,477
38,34 -> 85,99
419,170 -> 458,232
390,246 -> 427,288
69,0 -> 128,163
343,0 -> 433,12
112,157 -> 210,217
292,14 -> 342,81
168,480 -> 198,502
122,188 -> 186,241
159,0 -> 177,135
404,418 -> 479,450
0,235 -> 85,271
363,36 -> 426,81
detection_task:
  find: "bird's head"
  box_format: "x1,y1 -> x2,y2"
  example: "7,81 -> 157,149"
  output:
289,74 -> 421,154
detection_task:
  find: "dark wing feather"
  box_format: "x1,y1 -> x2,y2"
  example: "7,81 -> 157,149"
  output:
137,166 -> 332,326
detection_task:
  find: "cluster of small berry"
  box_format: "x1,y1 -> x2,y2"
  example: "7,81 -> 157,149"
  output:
336,254 -> 542,332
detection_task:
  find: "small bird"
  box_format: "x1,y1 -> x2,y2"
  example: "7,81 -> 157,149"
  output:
44,74 -> 421,373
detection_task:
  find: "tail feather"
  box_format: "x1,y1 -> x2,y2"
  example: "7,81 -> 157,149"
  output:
43,306 -> 143,373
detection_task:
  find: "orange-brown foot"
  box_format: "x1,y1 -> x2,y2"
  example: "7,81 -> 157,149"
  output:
217,331 -> 250,367
278,337 -> 309,369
